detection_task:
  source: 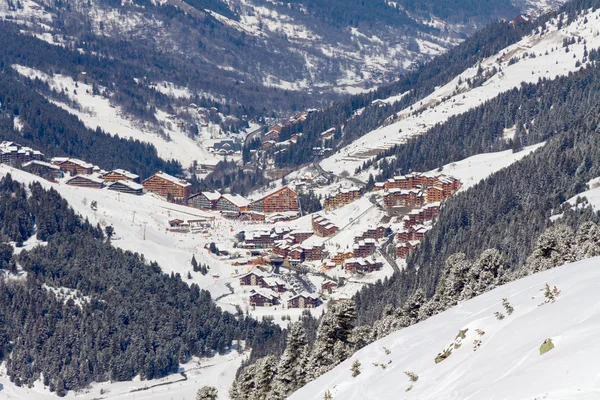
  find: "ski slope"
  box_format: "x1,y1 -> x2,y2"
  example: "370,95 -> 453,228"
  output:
291,256 -> 600,400
320,7 -> 600,176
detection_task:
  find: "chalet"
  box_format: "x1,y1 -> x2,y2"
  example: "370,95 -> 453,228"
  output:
435,175 -> 461,198
243,231 -> 274,248
21,160 -> 61,180
330,251 -> 354,265
107,180 -> 143,195
303,244 -> 324,261
65,175 -> 105,189
101,169 -> 140,183
321,280 -> 338,293
383,189 -> 424,208
287,230 -> 314,244
0,142 -> 44,165
249,288 -> 279,307
288,293 -> 320,309
396,242 -> 414,258
288,244 -> 305,264
199,159 -> 221,171
216,194 -> 250,214
320,127 -> 335,141
354,226 -> 387,243
272,241 -> 290,258
271,124 -> 283,133
250,186 -> 299,214
352,238 -> 377,258
426,186 -> 444,203
509,14 -> 531,28
213,140 -> 242,153
142,172 -> 191,200
312,215 -> 339,237
404,203 -> 441,229
344,258 -> 383,274
262,276 -> 287,293
52,158 -> 94,175
189,191 -> 221,210
239,270 -> 268,286
323,187 -> 361,210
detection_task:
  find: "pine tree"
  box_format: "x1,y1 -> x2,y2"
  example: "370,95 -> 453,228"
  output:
196,386 -> 218,400
192,255 -> 199,272
351,360 -> 361,377
307,301 -> 356,380
271,323 -> 309,398
502,298 -> 514,315
525,225 -> 576,275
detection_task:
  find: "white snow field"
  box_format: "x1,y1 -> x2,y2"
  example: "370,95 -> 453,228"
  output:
320,8 -> 600,176
429,142 -> 546,192
291,256 -> 600,400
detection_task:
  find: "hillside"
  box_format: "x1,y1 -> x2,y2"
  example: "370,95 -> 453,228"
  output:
291,256 -> 600,400
0,0 -> 534,104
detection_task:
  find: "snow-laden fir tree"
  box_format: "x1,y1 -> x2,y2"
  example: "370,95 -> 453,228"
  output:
306,301 -> 356,380
574,221 -> 600,260
230,356 -> 277,400
461,249 -> 507,300
524,224 -> 576,275
196,386 -> 218,400
351,360 -> 361,377
434,253 -> 471,308
271,322 -> 309,399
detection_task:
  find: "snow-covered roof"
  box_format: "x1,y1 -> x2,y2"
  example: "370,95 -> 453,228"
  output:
22,160 -> 60,170
57,158 -> 94,169
221,193 -> 250,207
109,180 -> 144,191
240,269 -> 268,279
250,288 -> 279,299
288,292 -> 319,301
262,277 -> 285,288
153,172 -> 191,187
66,175 -> 104,184
105,169 -> 139,180
203,191 -> 222,201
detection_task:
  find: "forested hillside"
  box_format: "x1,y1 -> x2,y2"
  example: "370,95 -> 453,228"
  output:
0,62 -> 182,179
271,20 -> 535,167
270,0 -> 597,169
354,82 -> 600,324
0,175 -> 284,395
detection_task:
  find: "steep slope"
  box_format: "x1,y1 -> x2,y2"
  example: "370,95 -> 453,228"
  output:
291,256 -> 600,400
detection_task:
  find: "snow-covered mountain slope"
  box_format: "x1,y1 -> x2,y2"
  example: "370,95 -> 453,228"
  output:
291,256 -> 600,400
0,0 -> 550,101
320,6 -> 599,177
12,65 -> 218,168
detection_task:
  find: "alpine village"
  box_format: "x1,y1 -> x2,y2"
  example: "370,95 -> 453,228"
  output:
2,1 -> 600,400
